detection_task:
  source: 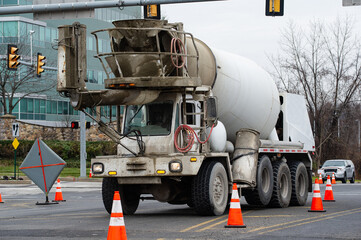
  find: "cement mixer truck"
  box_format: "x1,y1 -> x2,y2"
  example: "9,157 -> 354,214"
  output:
57,20 -> 315,216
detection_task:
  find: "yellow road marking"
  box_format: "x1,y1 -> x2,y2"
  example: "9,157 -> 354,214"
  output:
196,219 -> 227,232
180,215 -> 225,232
196,210 -> 254,232
246,207 -> 361,233
258,209 -> 361,235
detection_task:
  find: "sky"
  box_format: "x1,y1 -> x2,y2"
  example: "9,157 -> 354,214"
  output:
162,0 -> 361,71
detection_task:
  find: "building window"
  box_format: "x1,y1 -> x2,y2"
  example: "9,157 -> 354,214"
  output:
46,100 -> 57,114
3,0 -> 18,6
3,21 -> 18,43
45,27 -> 51,42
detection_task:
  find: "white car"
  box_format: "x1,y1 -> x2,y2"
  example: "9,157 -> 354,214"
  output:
318,159 -> 356,184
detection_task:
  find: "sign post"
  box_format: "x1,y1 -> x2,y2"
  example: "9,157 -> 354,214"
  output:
12,138 -> 19,179
12,123 -> 20,179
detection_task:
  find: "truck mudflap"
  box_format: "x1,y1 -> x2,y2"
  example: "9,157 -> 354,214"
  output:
91,155 -> 206,178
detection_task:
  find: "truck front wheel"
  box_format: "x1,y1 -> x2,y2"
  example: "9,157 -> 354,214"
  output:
102,178 -> 140,215
191,161 -> 229,216
268,161 -> 292,208
243,155 -> 273,206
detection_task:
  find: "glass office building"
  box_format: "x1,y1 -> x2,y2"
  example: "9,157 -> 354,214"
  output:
0,1 -> 140,126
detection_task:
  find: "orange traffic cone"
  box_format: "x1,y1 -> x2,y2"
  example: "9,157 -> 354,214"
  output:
323,175 -> 335,202
319,173 -> 323,184
107,191 -> 127,240
53,179 -> 66,202
308,178 -> 326,212
331,173 -> 336,184
224,183 -> 246,228
0,193 -> 4,203
89,167 -> 92,178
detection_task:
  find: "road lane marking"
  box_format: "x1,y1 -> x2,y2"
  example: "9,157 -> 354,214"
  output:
257,209 -> 361,235
196,210 -> 254,232
180,215 -> 225,232
246,207 -> 361,233
245,215 -> 293,218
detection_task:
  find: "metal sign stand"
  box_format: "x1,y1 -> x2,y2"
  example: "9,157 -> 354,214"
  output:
36,193 -> 58,205
19,139 -> 66,205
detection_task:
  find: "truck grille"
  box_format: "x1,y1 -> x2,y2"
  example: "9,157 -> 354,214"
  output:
324,169 -> 337,173
126,161 -> 147,171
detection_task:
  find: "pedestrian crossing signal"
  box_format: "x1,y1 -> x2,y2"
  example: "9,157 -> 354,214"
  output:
71,121 -> 79,129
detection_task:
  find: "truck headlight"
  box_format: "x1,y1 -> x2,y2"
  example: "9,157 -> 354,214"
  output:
169,160 -> 182,173
92,163 -> 104,174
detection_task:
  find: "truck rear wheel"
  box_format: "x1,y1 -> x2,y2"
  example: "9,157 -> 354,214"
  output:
289,161 -> 308,206
243,155 -> 273,206
102,178 -> 140,215
191,161 -> 229,216
268,161 -> 292,208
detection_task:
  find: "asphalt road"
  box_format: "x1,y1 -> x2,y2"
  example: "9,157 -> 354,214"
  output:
1,181 -> 361,240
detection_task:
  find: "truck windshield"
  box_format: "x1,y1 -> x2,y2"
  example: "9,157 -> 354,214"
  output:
124,101 -> 173,136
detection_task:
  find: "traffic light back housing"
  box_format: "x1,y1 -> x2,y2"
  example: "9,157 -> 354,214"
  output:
8,44 -> 20,70
266,0 -> 284,16
144,5 -> 161,20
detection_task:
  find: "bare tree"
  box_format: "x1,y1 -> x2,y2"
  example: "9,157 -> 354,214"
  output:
270,17 -> 361,168
0,31 -> 56,116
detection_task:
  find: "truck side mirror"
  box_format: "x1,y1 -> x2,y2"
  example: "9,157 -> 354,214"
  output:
206,97 -> 217,125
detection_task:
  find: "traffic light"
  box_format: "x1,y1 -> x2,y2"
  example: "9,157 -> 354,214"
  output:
71,121 -> 79,129
36,53 -> 46,77
144,5 -> 161,20
7,44 -> 20,70
266,0 -> 284,16
86,122 -> 91,129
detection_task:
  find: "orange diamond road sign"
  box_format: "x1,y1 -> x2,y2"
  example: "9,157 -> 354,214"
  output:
12,138 -> 19,150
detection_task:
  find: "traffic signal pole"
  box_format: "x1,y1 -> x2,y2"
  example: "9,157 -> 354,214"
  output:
0,0 -> 224,15
80,111 -> 86,178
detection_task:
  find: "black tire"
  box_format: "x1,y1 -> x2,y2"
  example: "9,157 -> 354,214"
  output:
268,161 -> 292,208
102,178 -> 140,215
191,161 -> 229,216
350,173 -> 355,184
288,161 -> 308,206
243,155 -> 273,206
342,173 -> 347,184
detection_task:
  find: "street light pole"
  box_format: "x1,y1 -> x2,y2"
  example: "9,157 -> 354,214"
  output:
29,30 -> 35,66
356,119 -> 360,150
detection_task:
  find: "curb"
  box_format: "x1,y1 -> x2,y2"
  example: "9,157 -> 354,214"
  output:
0,177 -> 102,184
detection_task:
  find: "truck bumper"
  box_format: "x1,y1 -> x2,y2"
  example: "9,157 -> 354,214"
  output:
91,155 -> 205,179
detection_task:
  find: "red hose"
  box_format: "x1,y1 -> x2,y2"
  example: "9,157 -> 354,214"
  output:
170,37 -> 186,69
174,124 -> 215,153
